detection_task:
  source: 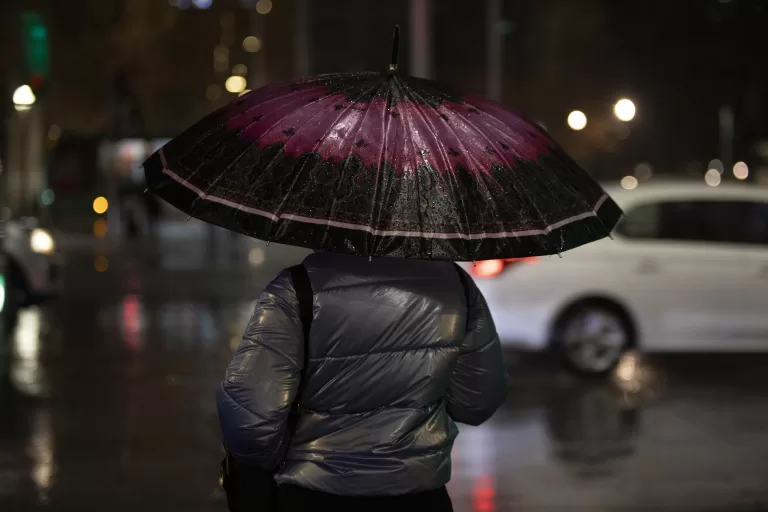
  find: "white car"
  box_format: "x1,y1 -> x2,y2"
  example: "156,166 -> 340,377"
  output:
1,218 -> 63,309
463,181 -> 768,375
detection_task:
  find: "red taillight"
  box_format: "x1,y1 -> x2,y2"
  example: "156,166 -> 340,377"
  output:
470,257 -> 538,278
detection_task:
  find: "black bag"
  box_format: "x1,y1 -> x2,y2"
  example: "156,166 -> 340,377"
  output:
220,264 -> 314,512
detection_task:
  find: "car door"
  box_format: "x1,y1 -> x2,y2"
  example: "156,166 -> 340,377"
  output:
733,199 -> 768,348
616,199 -> 761,350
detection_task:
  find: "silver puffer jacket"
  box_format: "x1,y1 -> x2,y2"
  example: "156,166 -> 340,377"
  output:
217,252 -> 508,496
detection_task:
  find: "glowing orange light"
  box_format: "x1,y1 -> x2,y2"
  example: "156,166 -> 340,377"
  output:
122,294 -> 141,351
472,475 -> 496,512
471,257 -> 538,278
93,219 -> 108,239
473,259 -> 505,278
94,255 -> 109,272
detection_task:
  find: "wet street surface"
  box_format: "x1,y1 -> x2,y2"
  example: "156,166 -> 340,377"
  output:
3,239 -> 768,511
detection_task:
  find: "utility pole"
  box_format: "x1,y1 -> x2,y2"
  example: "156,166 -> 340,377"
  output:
294,0 -> 310,77
248,8 -> 267,89
409,0 -> 432,78
719,105 -> 734,179
486,0 -> 503,101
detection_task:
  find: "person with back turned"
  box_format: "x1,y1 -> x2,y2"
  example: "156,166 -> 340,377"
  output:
217,252 -> 508,511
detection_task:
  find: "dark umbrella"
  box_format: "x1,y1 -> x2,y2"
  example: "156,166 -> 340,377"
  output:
144,28 -> 621,261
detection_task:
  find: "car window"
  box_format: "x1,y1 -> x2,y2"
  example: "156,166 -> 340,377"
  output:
744,202 -> 768,245
616,203 -> 659,238
617,199 -> 768,246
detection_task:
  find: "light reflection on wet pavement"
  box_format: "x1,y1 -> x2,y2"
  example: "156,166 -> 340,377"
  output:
2,243 -> 768,511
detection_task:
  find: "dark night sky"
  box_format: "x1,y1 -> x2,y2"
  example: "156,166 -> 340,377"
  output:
1,0 -> 766,178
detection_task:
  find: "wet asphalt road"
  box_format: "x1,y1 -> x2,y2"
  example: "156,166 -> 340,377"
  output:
2,237 -> 768,511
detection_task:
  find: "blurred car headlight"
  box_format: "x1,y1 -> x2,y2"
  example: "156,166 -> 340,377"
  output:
0,274 -> 5,313
30,228 -> 55,254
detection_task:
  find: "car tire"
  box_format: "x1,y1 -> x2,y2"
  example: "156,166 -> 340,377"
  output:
551,301 -> 633,377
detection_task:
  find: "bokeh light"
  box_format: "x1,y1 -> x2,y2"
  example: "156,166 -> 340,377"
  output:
614,99 -> 636,122
93,196 -> 109,214
232,64 -> 248,77
733,161 -> 749,180
48,125 -> 61,141
93,219 -> 108,239
13,85 -> 36,108
243,36 -> 262,53
256,0 -> 273,14
94,255 -> 109,272
634,163 -> 653,181
225,76 -> 247,94
707,159 -> 724,173
41,189 -> 55,206
567,111 -> 587,131
705,168 -> 722,187
620,176 -> 639,190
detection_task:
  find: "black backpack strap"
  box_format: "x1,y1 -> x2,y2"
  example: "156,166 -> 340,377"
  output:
453,263 -> 473,309
453,263 -> 473,330
288,264 -> 313,408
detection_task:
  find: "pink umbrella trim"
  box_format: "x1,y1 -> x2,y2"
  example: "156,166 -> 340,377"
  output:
159,149 -> 608,240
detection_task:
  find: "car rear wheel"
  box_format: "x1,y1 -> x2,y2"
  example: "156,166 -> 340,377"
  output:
553,302 -> 632,376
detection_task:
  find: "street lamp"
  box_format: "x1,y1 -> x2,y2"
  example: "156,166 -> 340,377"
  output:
13,85 -> 36,111
614,99 -> 636,122
567,110 -> 587,131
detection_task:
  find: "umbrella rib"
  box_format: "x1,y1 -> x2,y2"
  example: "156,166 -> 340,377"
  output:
261,79 -> 386,245
459,105 -> 600,227
327,79 -> 390,257
401,85 -> 475,259
181,80 -> 365,212
448,105 -> 555,254
166,82 -> 325,185
307,80 -> 390,251
197,82 -> 368,229
396,81 -> 429,255
403,90 -> 503,257
367,82 -> 396,258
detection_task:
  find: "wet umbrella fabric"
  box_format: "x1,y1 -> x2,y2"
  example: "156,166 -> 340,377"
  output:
143,72 -> 622,261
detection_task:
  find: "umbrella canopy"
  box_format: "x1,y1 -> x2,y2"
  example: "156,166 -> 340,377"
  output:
144,33 -> 621,261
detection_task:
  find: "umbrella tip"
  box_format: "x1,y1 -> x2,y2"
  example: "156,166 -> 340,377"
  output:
389,25 -> 400,74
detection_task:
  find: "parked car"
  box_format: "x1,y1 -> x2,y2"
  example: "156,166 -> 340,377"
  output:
1,218 -> 63,309
463,181 -> 768,375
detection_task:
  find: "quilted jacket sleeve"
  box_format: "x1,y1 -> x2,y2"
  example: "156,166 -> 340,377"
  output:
445,270 -> 509,426
216,269 -> 304,470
